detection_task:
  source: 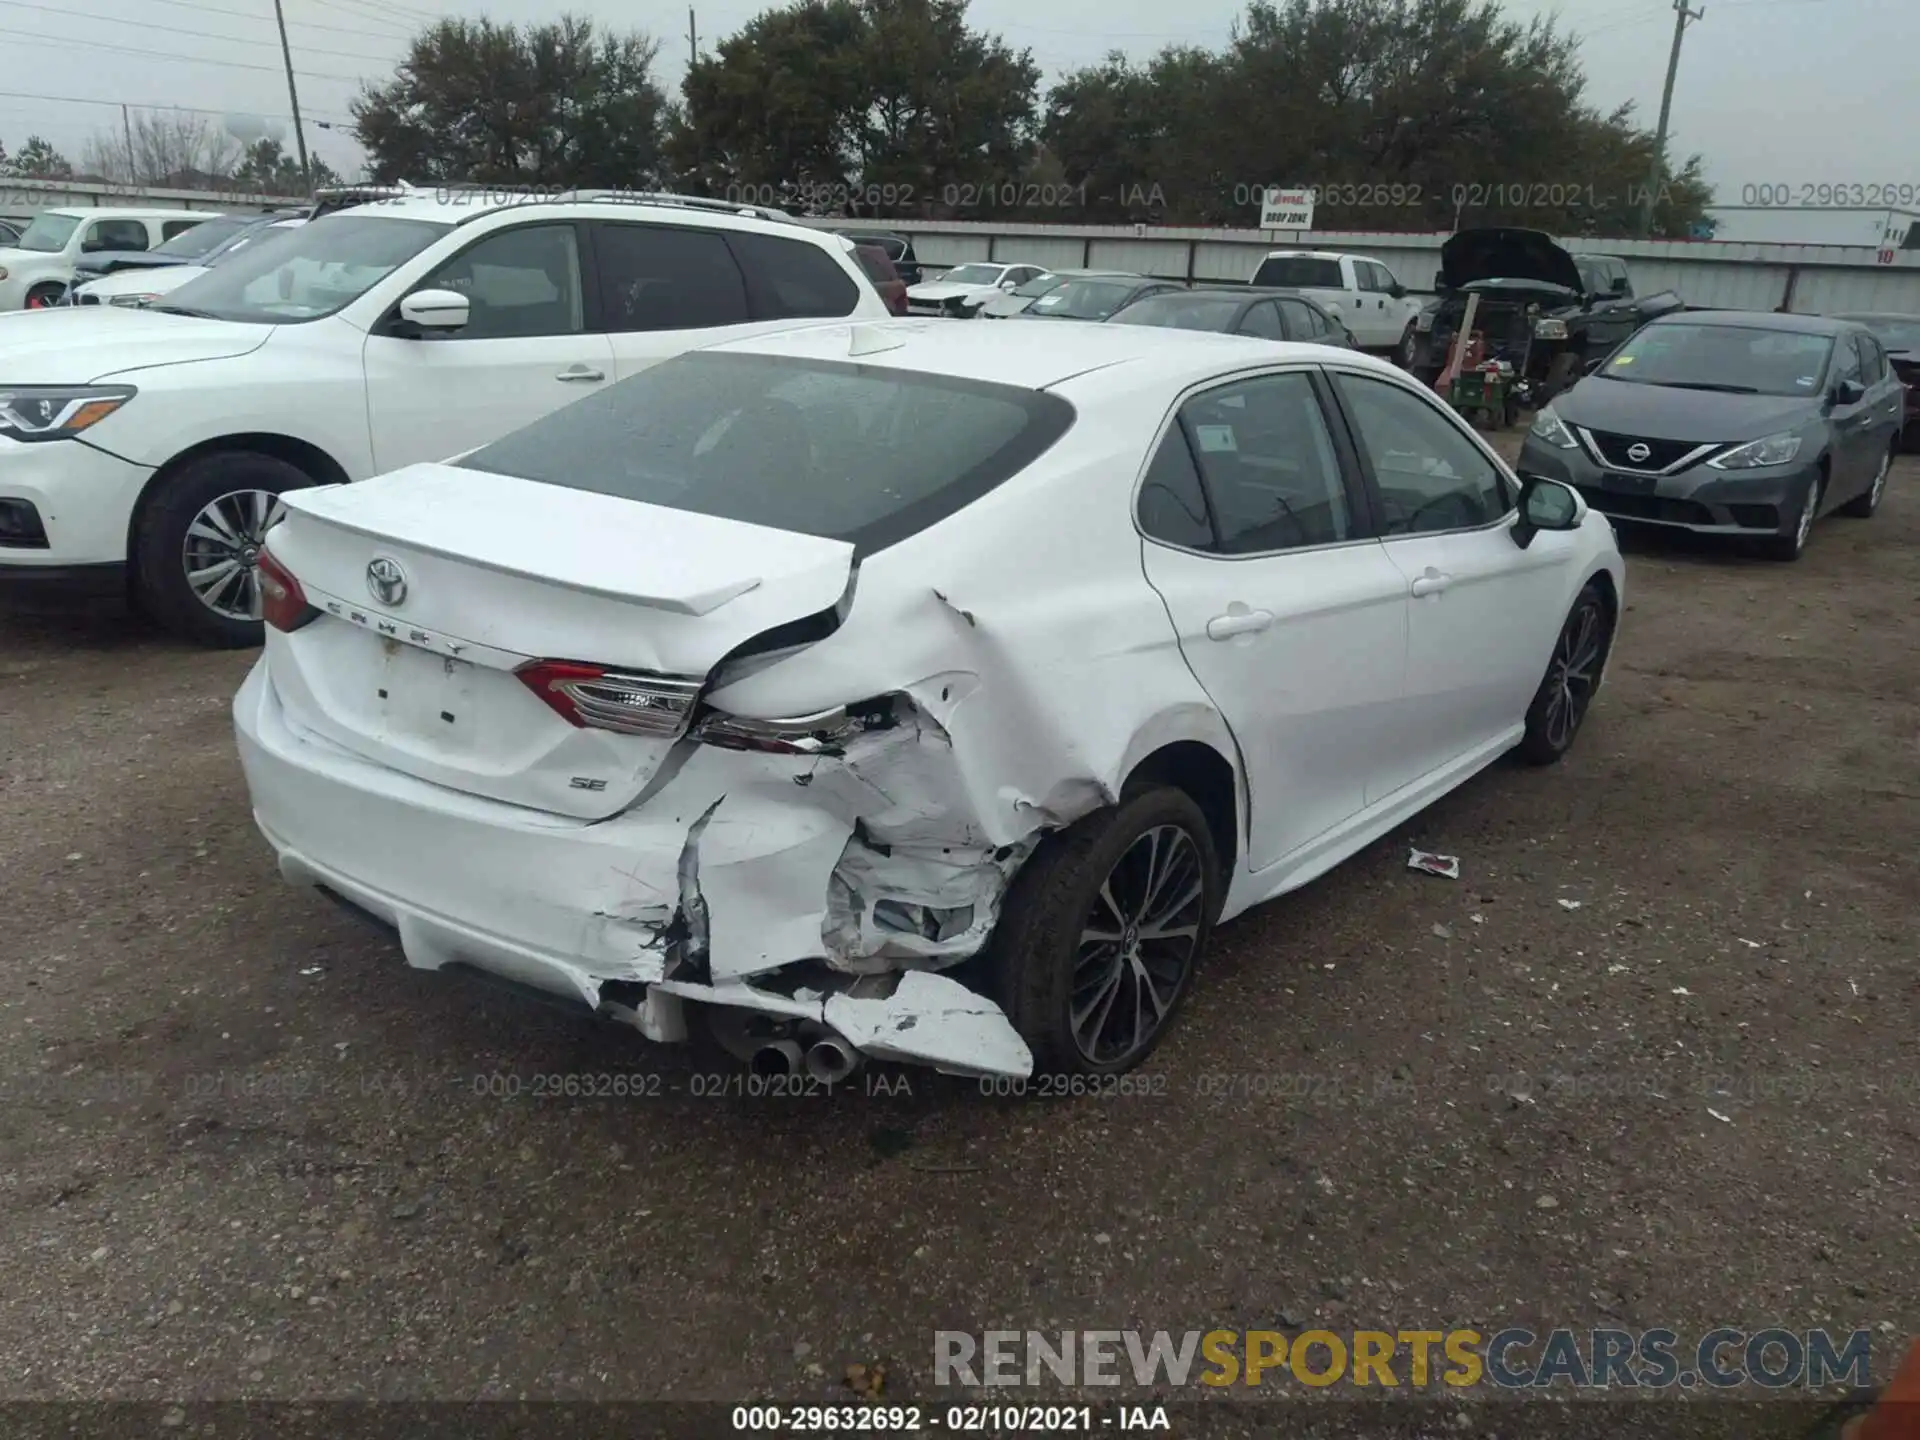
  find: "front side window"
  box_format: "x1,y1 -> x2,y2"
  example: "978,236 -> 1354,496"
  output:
14,212 -> 80,252
591,222 -> 749,332
157,213 -> 453,324
1178,373 -> 1354,554
415,223 -> 583,339
1853,334 -> 1884,384
457,352 -> 1074,556
1277,298 -> 1327,339
1833,335 -> 1864,387
161,218 -> 208,243
1334,372 -> 1508,535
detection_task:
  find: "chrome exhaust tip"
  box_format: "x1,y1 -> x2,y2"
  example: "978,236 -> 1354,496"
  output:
749,1040 -> 803,1078
804,1036 -> 863,1085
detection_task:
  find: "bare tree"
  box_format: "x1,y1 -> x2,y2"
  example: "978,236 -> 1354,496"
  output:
81,111 -> 242,188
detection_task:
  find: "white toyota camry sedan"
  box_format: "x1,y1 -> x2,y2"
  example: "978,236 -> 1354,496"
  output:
233,320 -> 1624,1082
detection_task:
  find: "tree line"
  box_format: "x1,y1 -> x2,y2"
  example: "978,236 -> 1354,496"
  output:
0,114 -> 340,193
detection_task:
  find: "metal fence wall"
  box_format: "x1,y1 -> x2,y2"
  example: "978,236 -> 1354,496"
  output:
829,218 -> 1920,314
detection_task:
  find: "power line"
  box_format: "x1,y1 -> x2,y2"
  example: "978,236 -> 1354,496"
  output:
0,0 -> 397,61
135,0 -> 411,40
0,21 -> 376,81
308,0 -> 436,26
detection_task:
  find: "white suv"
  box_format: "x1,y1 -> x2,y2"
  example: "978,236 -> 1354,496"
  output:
0,207 -> 225,310
0,191 -> 889,646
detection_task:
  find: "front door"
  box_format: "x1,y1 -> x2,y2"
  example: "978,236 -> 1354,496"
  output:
363,221 -> 614,472
1135,368 -> 1406,871
1327,369 -> 1575,800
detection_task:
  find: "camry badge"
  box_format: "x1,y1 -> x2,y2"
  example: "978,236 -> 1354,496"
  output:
366,556 -> 408,607
1626,442 -> 1652,464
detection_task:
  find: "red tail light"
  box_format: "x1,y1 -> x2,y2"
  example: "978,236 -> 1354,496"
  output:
692,706 -> 864,755
257,548 -> 318,633
514,661 -> 703,738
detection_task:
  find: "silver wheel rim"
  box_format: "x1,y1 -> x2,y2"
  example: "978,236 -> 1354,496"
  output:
1072,824 -> 1204,1065
1795,483 -> 1818,550
181,489 -> 282,621
1542,600 -> 1605,752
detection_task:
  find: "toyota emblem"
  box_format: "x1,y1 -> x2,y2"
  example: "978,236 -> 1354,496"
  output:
366,556 -> 408,607
1626,442 -> 1652,463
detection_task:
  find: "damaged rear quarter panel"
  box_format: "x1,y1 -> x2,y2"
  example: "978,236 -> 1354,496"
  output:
701,396 -> 1245,963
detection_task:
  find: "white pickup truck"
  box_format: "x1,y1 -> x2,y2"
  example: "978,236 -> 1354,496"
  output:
1249,250 -> 1427,355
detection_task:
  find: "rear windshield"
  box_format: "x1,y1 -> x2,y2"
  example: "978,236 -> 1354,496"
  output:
1252,255 -> 1342,288
457,352 -> 1076,556
1109,293 -> 1243,330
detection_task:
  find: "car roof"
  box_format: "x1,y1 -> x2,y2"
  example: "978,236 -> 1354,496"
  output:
45,206 -> 224,220
1659,309 -> 1856,336
700,317 -> 1402,395
1834,312 -> 1920,322
321,190 -> 838,242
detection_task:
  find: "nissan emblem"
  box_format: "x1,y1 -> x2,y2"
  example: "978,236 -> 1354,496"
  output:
1626,442 -> 1652,464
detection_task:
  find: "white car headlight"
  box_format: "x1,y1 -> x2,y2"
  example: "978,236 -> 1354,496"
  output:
1533,317 -> 1569,339
1706,432 -> 1802,469
0,385 -> 137,442
109,294 -> 159,308
1529,404 -> 1579,450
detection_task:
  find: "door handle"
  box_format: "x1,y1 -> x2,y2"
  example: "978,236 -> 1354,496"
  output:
556,364 -> 605,382
1206,608 -> 1274,640
1410,570 -> 1453,598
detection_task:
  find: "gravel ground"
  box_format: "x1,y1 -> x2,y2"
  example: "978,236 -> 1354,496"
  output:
0,445 -> 1914,1435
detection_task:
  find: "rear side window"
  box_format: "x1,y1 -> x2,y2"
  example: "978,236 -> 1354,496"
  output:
1236,301 -> 1284,339
1277,297 -> 1327,339
1137,426 -> 1215,549
591,222 -> 749,331
84,219 -> 148,252
853,247 -> 897,285
162,218 -> 205,241
726,231 -> 860,319
1252,255 -> 1342,288
1179,373 -> 1355,554
457,352 -> 1075,556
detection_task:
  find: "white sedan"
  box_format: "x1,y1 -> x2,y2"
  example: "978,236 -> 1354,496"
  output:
233,320 -> 1623,1082
905,261 -> 1047,317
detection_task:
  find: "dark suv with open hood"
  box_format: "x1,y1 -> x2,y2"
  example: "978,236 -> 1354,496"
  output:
1409,228 -> 1684,403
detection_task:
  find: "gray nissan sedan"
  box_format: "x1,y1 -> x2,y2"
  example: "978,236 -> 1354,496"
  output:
1516,311 -> 1903,560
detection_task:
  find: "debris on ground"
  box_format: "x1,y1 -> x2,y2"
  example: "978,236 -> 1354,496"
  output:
1557,898 -> 1582,911
1407,848 -> 1460,879
844,1361 -> 887,1398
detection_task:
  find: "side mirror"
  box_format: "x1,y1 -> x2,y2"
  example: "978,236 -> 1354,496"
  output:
1389,282 -> 1406,299
1512,474 -> 1583,549
398,287 -> 470,332
1833,378 -> 1866,406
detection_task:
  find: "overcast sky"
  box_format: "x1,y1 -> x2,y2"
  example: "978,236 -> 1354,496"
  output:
0,0 -> 1909,204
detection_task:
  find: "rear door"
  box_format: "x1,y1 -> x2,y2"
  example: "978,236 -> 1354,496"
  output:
363,220 -> 614,472
589,222 -> 866,381
1326,368 -> 1575,799
1135,368 -> 1406,871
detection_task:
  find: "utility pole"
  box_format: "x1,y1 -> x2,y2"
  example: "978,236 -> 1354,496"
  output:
687,7 -> 698,66
121,103 -> 136,187
272,0 -> 314,193
1640,0 -> 1704,238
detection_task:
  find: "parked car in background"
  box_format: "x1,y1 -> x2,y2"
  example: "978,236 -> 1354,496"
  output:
1410,229 -> 1685,402
1519,311 -> 1901,560
1108,286 -> 1358,347
979,268 -> 1141,318
1249,250 -> 1423,353
0,207 -> 225,309
828,228 -> 921,285
1832,313 -> 1920,446
853,244 -> 908,316
0,193 -> 889,647
68,210 -> 305,281
906,261 -> 1049,317
1018,274 -> 1184,322
66,214 -> 309,308
233,321 -> 1621,1082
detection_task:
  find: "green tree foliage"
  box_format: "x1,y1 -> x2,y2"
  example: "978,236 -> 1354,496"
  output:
352,14 -> 669,187
671,0 -> 1039,216
230,139 -> 343,195
12,134 -> 72,180
1041,0 -> 1712,235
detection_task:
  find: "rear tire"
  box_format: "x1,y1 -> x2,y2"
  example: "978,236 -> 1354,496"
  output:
1762,472 -> 1824,560
133,450 -> 315,648
1838,443 -> 1892,518
1516,583 -> 1613,766
988,786 -> 1220,1077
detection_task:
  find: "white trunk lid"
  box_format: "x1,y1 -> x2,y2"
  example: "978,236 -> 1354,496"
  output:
262,463 -> 854,819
